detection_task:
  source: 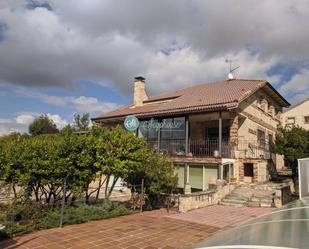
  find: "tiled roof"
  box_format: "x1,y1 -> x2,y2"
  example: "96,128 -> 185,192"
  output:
93,79 -> 290,121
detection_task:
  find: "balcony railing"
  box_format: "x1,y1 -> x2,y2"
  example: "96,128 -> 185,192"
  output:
237,139 -> 271,159
146,138 -> 271,159
146,139 -> 233,158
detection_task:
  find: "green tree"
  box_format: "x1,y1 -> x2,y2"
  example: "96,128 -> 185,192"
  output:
273,125 -> 309,176
95,126 -> 149,200
0,133 -> 29,198
125,151 -> 177,208
73,113 -> 90,131
29,115 -> 59,136
0,125 -> 177,208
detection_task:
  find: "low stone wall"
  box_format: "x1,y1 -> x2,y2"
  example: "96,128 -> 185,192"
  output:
177,183 -> 237,213
274,184 -> 296,208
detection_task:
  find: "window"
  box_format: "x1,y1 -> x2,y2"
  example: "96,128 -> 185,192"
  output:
287,117 -> 295,124
305,116 -> 309,124
257,129 -> 265,147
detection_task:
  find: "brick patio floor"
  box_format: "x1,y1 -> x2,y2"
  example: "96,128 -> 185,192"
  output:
167,205 -> 275,228
0,205 -> 274,249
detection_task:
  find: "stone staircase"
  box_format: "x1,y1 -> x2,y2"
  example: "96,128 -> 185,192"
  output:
220,183 -> 276,207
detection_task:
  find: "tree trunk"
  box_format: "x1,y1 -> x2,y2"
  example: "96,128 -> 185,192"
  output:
12,184 -> 17,199
96,174 -> 103,201
85,186 -> 89,204
104,175 -> 110,199
107,177 -> 119,200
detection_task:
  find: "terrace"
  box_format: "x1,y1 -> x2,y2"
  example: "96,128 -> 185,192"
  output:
140,112 -> 271,160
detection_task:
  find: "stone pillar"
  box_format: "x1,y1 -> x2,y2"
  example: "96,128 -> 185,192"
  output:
229,111 -> 238,147
219,163 -> 223,180
133,76 -> 148,106
202,165 -> 206,191
184,163 -> 191,194
253,163 -> 259,183
239,162 -> 244,181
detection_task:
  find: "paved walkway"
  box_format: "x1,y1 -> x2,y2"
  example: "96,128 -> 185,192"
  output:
0,205 -> 274,249
167,205 -> 275,228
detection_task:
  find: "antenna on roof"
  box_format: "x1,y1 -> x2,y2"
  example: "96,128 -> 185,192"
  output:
225,59 -> 240,80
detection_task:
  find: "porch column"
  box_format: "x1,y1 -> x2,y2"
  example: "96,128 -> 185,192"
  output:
218,112 -> 222,157
219,164 -> 224,180
185,116 -> 189,156
157,127 -> 161,153
202,165 -> 206,191
184,163 -> 191,194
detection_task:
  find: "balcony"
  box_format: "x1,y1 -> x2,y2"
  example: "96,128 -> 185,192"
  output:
146,138 -> 271,159
147,138 -> 233,158
237,139 -> 271,159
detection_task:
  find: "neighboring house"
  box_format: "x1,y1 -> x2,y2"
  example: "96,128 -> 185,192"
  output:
281,98 -> 309,131
92,77 -> 290,194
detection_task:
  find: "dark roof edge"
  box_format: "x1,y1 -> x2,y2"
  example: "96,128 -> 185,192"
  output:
92,103 -> 238,121
237,81 -> 290,108
264,82 -> 290,107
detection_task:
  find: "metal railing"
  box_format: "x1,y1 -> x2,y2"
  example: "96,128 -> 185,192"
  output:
237,139 -> 271,159
146,138 -> 272,159
146,138 -> 233,158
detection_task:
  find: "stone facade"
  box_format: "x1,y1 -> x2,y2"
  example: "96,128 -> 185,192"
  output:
229,110 -> 239,147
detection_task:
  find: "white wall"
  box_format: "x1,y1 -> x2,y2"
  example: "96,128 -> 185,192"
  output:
282,99 -> 309,131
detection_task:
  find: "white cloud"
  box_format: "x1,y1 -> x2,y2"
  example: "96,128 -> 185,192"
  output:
0,0 -> 308,99
279,69 -> 309,104
16,88 -> 119,114
15,114 -> 36,125
0,112 -> 68,135
0,117 -> 29,135
71,96 -> 118,113
47,113 -> 67,129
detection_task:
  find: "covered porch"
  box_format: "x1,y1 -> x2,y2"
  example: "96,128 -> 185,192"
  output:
138,111 -> 239,159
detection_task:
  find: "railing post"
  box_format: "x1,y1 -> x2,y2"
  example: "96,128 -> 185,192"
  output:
185,116 -> 189,156
157,127 -> 161,153
218,112 -> 222,157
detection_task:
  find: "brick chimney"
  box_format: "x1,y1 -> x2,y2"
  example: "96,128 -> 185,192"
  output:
133,76 -> 148,106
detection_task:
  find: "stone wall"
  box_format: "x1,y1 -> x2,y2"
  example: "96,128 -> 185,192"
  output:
273,180 -> 296,208
177,183 -> 237,212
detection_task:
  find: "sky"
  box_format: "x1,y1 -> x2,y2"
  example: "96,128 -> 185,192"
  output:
0,0 -> 309,135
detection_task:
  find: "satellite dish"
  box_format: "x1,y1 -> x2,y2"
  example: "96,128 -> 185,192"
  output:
228,73 -> 234,80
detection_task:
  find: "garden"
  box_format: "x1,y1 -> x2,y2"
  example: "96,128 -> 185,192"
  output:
0,115 -> 177,238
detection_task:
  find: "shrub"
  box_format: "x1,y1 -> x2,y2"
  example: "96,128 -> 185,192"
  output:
1,201 -> 133,237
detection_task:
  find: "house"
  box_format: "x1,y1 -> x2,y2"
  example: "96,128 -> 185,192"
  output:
92,77 -> 290,194
281,98 -> 309,131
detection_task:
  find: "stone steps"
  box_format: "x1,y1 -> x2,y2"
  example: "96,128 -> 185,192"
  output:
220,184 -> 276,208
220,201 -> 246,207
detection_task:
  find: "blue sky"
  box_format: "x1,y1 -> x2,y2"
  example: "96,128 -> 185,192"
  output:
0,0 -> 309,134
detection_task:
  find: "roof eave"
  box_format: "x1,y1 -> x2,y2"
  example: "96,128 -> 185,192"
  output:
92,103 -> 238,122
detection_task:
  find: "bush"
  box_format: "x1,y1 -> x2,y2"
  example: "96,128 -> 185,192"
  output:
1,201 -> 134,237
0,197 -> 46,237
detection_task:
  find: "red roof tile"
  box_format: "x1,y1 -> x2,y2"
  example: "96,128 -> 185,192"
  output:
93,79 -> 289,121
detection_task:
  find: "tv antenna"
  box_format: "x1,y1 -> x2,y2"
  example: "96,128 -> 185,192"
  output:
225,59 -> 240,80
